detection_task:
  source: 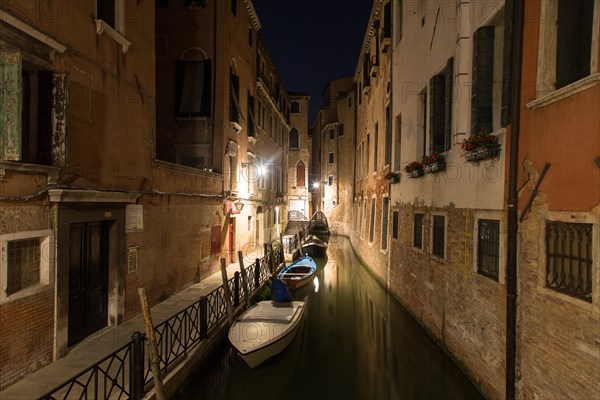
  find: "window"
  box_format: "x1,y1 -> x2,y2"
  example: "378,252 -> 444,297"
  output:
472,26 -> 494,134
381,197 -> 389,250
430,58 -> 453,153
395,0 -> 403,45
291,101 -> 300,113
413,214 -> 423,249
231,0 -> 237,18
432,215 -> 445,258
328,175 -> 333,186
373,123 -> 378,172
393,115 -> 401,171
0,50 -> 67,165
289,128 -> 299,149
362,200 -> 368,239
248,216 -> 252,232
369,198 -> 376,243
296,161 -> 305,187
329,129 -> 335,140
348,97 -> 352,108
329,152 -> 334,164
176,60 -> 212,118
1,230 -> 52,300
383,1 -> 391,39
385,106 -> 392,165
477,219 -> 500,281
248,28 -> 253,47
97,0 -> 116,28
247,93 -> 256,136
533,0 -> 598,105
392,211 -> 399,240
339,124 -> 344,137
546,221 -> 593,302
230,68 -> 240,123
556,0 -> 594,89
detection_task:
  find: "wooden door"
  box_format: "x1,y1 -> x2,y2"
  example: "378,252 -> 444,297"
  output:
68,222 -> 108,346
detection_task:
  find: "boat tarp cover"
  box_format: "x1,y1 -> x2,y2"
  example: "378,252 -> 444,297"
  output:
271,279 -> 292,302
238,301 -> 300,323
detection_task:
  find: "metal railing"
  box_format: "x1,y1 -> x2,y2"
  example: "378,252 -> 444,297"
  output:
39,243 -> 284,400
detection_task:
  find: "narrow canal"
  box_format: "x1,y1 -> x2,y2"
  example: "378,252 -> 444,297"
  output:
178,236 -> 484,399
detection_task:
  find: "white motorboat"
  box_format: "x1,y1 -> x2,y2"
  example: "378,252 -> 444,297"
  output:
228,300 -> 305,368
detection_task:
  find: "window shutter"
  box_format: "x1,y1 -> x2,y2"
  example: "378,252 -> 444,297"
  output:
230,71 -> 240,122
471,26 -> 494,134
247,94 -> 256,135
51,72 -> 68,166
445,57 -> 454,151
429,74 -> 446,154
0,50 -> 22,161
501,0 -> 514,127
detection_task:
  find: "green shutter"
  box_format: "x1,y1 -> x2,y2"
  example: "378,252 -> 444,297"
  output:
430,74 -> 445,154
52,73 -> 69,166
471,26 -> 494,134
445,57 -> 454,150
0,50 -> 22,161
501,0 -> 514,127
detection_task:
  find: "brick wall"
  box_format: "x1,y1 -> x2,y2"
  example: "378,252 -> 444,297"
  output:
516,200 -> 600,399
124,197 -> 223,318
0,206 -> 55,390
355,202 -> 507,399
0,289 -> 54,390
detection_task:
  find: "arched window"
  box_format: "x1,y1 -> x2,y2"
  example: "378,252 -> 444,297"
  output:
296,161 -> 306,187
289,128 -> 299,149
291,101 -> 300,113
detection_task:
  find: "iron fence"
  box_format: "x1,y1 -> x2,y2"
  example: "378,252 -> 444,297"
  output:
39,243 -> 284,400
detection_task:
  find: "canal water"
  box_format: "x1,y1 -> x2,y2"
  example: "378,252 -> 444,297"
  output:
177,236 -> 483,400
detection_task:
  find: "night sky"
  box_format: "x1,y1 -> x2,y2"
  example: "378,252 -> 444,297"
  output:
252,0 -> 373,123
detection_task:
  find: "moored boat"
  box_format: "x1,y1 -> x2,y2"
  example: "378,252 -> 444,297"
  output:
301,235 -> 328,257
228,300 -> 305,368
277,255 -> 317,289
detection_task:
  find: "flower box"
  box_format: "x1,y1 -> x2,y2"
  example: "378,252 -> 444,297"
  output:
424,160 -> 446,174
384,172 -> 400,183
465,144 -> 501,163
409,168 -> 424,178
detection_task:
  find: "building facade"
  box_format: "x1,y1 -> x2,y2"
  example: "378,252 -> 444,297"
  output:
310,76 -> 355,236
287,92 -> 311,220
350,0 -> 394,282
343,0 -> 600,398
0,0 -> 294,389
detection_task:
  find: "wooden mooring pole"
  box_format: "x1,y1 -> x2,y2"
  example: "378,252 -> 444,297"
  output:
220,258 -> 234,325
237,251 -> 250,307
137,288 -> 165,400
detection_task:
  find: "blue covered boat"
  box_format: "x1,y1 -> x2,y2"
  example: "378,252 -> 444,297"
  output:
277,256 -> 317,289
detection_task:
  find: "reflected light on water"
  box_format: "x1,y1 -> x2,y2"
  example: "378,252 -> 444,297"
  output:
313,276 -> 319,293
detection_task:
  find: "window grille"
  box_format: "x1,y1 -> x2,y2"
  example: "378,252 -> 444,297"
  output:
6,238 -> 40,296
546,221 -> 593,302
392,211 -> 399,240
432,215 -> 445,258
413,214 -> 423,249
477,219 -> 500,281
381,198 -> 390,250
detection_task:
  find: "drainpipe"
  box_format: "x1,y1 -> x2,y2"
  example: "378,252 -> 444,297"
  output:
506,0 -> 524,399
212,0 -> 222,196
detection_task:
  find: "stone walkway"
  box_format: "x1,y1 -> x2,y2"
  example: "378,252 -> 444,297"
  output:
0,263 -> 245,400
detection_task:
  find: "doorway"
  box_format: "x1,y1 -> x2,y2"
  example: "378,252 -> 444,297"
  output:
68,222 -> 109,346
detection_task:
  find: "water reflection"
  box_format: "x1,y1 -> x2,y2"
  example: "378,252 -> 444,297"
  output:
178,237 -> 483,400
